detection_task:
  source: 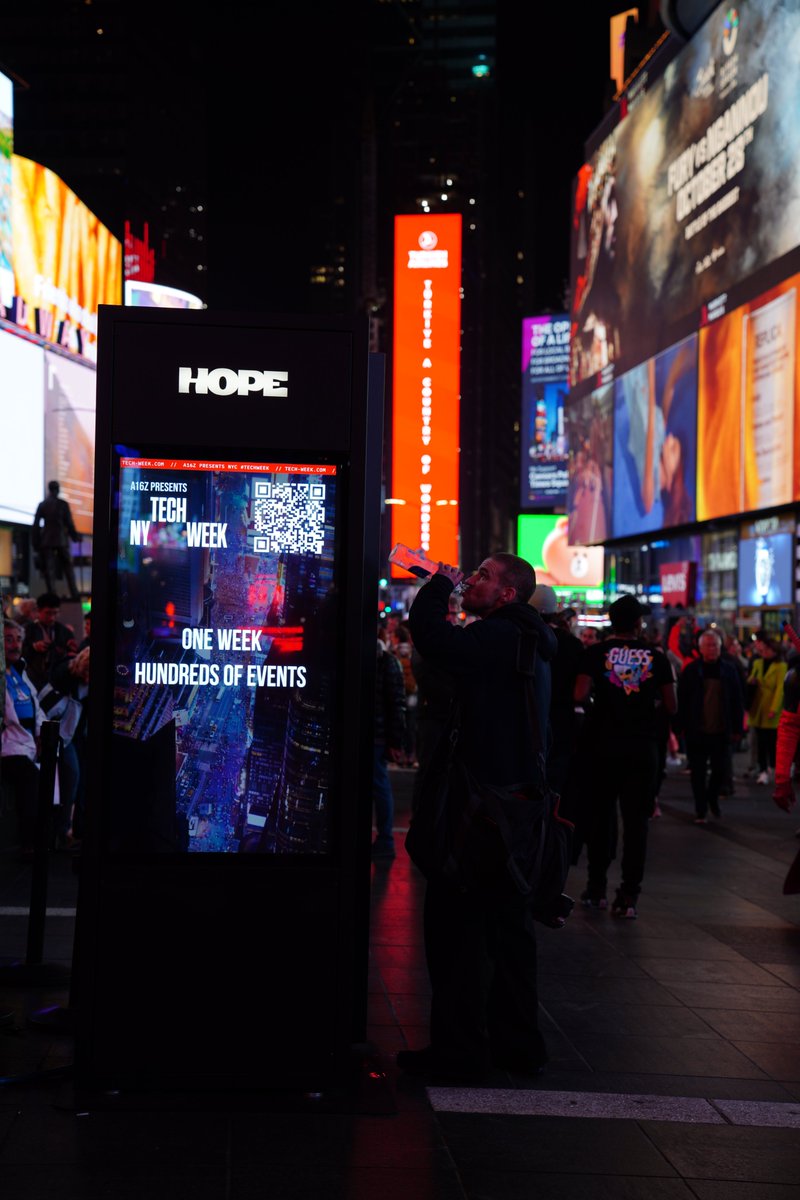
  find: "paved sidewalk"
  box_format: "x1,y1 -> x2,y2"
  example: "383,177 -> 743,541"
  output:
1,764 -> 799,1198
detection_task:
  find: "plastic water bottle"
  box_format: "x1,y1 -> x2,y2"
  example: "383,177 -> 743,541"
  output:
388,543 -> 441,579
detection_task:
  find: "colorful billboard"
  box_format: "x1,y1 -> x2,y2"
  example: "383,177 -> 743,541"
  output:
738,529 -> 794,606
517,513 -> 605,601
520,314 -> 570,507
391,214 -> 461,575
4,155 -> 122,361
0,330 -> 45,526
697,272 -> 800,520
566,383 -> 614,545
570,0 -> 800,387
0,69 -> 12,309
124,280 -> 204,310
612,334 -> 698,537
44,348 -> 97,536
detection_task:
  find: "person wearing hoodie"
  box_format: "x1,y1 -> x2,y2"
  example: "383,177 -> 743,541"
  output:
398,553 -> 557,1084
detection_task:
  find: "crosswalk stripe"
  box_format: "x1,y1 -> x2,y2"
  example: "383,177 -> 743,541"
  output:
0,907 -> 77,917
427,1087 -> 800,1128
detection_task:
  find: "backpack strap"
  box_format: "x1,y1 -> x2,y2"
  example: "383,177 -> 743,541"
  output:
516,629 -> 547,786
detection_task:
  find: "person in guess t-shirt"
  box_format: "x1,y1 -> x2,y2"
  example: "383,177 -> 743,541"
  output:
574,594 -> 676,918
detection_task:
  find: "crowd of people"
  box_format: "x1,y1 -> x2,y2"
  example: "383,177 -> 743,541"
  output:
376,556 -> 799,1085
1,544 -> 797,1090
2,591 -> 90,858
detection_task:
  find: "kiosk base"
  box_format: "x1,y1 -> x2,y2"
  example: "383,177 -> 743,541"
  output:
68,1045 -> 396,1115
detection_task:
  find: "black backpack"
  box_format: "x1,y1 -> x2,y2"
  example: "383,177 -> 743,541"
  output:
405,629 -> 575,927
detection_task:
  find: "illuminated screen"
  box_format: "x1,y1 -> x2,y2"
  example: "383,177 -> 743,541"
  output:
698,273 -> 800,520
570,0 -> 800,387
9,155 -> 122,361
110,454 -> 341,856
738,531 -> 794,606
517,513 -> 604,599
566,383 -> 614,545
0,329 -> 44,525
124,280 -> 204,310
520,315 -> 570,507
44,350 -> 97,536
612,335 -> 698,537
0,69 -> 12,308
391,213 -> 461,575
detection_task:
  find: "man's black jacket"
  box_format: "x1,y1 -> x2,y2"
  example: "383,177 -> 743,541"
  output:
676,656 -> 745,738
409,575 -> 557,786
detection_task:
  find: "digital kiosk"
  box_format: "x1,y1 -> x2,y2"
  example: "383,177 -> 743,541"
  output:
73,308 -> 381,1096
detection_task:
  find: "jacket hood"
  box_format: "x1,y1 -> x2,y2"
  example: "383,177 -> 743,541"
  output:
488,601 -> 558,662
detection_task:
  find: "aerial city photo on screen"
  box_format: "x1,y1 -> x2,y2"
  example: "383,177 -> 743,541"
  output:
109,455 -> 340,856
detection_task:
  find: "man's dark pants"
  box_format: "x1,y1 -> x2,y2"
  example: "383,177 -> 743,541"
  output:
423,875 -> 546,1072
1,756 -> 40,850
686,733 -> 728,818
585,739 -> 659,900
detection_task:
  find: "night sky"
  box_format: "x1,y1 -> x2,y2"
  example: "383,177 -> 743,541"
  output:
1,1 -> 640,314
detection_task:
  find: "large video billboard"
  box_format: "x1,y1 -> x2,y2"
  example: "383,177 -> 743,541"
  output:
0,330 -> 45,526
0,69 -> 12,309
44,349 -> 97,536
520,314 -> 570,507
570,0 -> 800,388
5,156 -> 121,361
391,213 -> 461,574
698,272 -> 800,520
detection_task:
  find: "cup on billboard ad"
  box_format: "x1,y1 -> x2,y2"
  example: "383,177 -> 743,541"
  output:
518,513 -> 604,599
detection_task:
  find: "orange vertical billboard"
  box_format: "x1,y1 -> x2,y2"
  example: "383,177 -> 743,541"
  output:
391,213 -> 461,575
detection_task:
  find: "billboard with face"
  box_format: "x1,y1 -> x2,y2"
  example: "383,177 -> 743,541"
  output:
570,0 -> 800,387
612,335 -> 698,537
566,383 -> 614,545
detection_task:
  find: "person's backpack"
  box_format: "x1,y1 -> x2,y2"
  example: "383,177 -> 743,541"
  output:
37,683 -> 82,746
405,629 -> 575,927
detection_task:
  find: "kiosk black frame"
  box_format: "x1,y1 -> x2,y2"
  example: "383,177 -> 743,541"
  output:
73,307 -> 381,1096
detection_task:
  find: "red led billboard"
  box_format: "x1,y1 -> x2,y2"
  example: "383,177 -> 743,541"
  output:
391,214 -> 462,575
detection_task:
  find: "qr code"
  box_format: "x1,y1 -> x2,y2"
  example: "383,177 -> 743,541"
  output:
252,480 -> 327,555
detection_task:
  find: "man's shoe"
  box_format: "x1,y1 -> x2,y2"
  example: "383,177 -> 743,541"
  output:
693,816 -> 708,825
371,839 -> 396,860
580,889 -> 607,910
757,770 -> 769,785
396,1046 -> 489,1084
492,1050 -> 548,1076
611,890 -> 637,918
